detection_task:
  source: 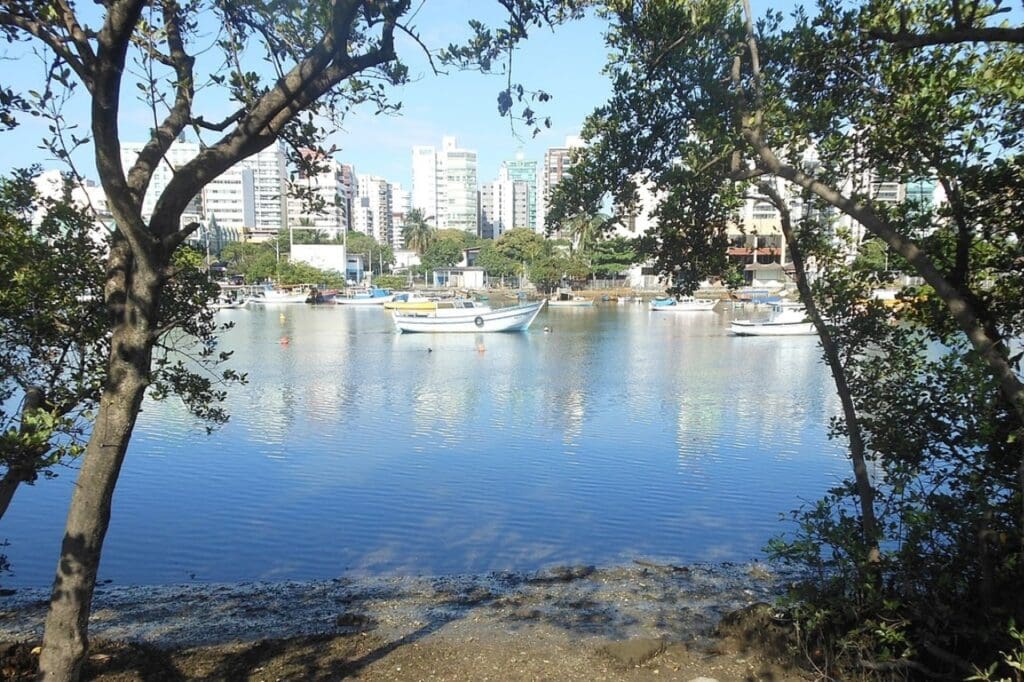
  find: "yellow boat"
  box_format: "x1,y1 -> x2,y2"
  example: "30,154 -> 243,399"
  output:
383,292 -> 437,311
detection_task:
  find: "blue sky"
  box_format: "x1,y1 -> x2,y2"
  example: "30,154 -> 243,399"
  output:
0,3 -> 615,189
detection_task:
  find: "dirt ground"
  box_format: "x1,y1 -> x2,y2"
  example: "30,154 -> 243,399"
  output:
1,562 -> 809,681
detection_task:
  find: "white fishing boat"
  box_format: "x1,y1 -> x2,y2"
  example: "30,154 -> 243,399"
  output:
649,296 -> 717,312
730,304 -> 817,336
248,285 -> 310,304
393,299 -> 545,333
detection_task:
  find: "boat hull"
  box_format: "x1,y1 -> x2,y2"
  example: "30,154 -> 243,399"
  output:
547,300 -> 595,307
730,321 -> 816,336
335,295 -> 395,306
394,301 -> 545,333
250,292 -> 309,304
650,299 -> 717,312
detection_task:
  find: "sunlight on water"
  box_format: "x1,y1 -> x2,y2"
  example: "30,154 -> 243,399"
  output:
2,303 -> 849,587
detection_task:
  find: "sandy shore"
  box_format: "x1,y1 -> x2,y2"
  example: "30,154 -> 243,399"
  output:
0,562 -> 806,680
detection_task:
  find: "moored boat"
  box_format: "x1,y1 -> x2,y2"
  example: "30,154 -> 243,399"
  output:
383,291 -> 436,311
730,304 -> 816,336
649,296 -> 717,312
548,289 -> 595,307
248,285 -> 310,304
335,287 -> 395,306
393,299 -> 545,333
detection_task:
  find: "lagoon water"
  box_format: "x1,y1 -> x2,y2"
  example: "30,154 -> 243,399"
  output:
3,303 -> 850,588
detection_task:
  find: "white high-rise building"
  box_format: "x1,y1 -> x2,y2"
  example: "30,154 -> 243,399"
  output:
357,175 -> 392,244
120,139 -> 287,235
286,150 -> 348,238
352,196 -> 374,236
411,146 -> 438,221
410,136 -> 479,234
480,171 -> 529,240
119,140 -> 202,226
389,182 -> 411,249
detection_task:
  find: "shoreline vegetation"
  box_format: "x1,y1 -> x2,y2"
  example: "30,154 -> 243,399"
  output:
0,561 -> 805,680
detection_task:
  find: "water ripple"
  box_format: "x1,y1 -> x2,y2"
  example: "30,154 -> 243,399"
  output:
1,305 -> 849,587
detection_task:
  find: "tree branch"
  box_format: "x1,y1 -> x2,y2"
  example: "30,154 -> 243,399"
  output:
156,1 -> 399,239
125,0 -> 196,202
0,10 -> 91,87
866,25 -> 1024,47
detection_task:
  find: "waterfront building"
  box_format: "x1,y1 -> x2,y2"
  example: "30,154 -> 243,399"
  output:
286,150 -> 349,239
500,152 -> 538,230
119,140 -> 203,227
479,174 -> 528,240
538,135 -> 584,236
120,139 -> 287,237
411,136 -> 479,234
351,196 -> 374,237
390,182 -> 411,249
340,164 -> 358,232
411,145 -> 438,221
357,175 -> 392,244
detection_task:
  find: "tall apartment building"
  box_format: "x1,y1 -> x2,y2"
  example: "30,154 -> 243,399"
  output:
340,164 -> 358,233
202,144 -> 287,236
411,136 -> 479,234
352,196 -> 374,236
119,140 -> 203,226
286,150 -> 349,238
538,135 -> 584,236
500,152 -> 538,230
357,175 -> 392,244
411,146 -> 438,221
389,182 -> 411,249
120,139 -> 287,236
480,172 -> 529,240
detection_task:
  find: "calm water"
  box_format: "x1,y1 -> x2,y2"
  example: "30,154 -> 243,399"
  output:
3,303 -> 850,587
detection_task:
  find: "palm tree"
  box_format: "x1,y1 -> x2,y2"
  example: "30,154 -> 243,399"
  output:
566,212 -> 609,256
401,208 -> 435,254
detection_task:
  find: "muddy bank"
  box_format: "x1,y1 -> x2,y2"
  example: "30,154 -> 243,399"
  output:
0,561 -> 805,680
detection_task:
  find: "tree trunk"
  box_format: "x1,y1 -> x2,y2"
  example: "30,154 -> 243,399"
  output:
37,339 -> 151,680
38,240 -> 157,681
0,387 -> 46,522
767,187 -> 881,564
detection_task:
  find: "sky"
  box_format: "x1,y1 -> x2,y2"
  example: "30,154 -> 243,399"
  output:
0,2 -> 616,190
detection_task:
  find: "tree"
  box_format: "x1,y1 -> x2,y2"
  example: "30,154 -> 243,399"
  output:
400,208 -> 434,254
0,1 -> 576,676
345,231 -> 394,276
420,236 -> 464,271
590,235 -> 637,280
528,255 -> 566,292
553,0 -> 1024,671
0,171 -> 107,523
475,241 -> 520,280
494,227 -> 550,265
